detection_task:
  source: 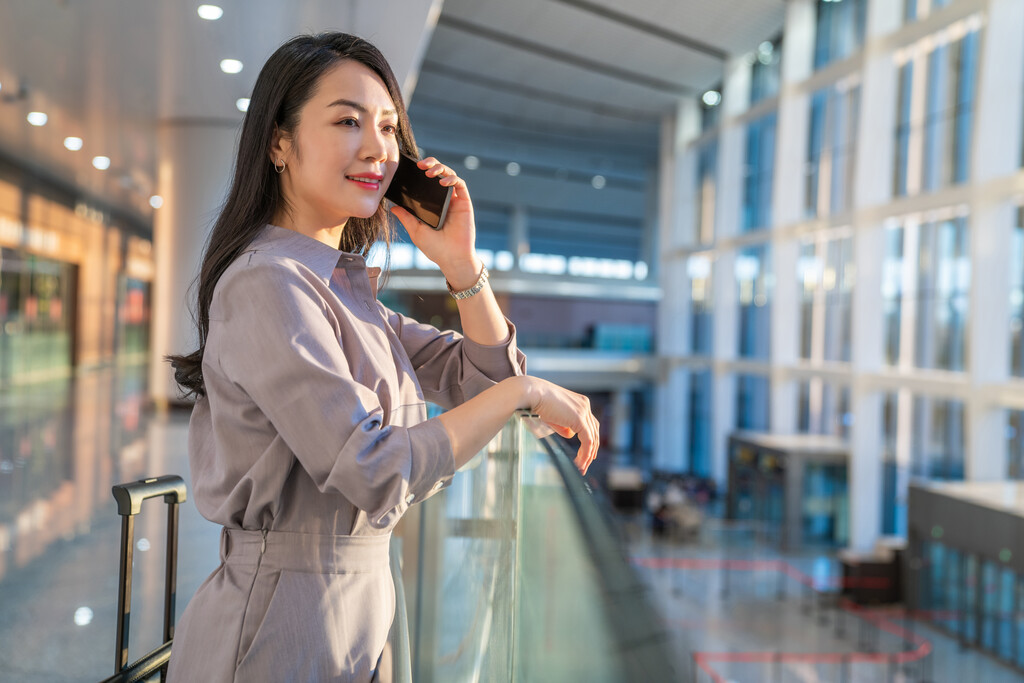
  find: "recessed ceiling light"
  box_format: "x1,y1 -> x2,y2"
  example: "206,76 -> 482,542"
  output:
92,156 -> 111,170
64,137 -> 83,151
197,4 -> 223,20
149,195 -> 164,209
220,59 -> 243,74
591,175 -> 606,189
74,607 -> 94,626
463,155 -> 480,170
505,162 -> 520,177
27,111 -> 48,126
236,98 -> 250,112
702,90 -> 722,107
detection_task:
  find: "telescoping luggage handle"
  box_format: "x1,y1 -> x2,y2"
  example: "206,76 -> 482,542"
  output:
107,475 -> 187,682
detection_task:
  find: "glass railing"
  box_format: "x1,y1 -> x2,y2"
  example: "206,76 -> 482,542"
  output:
393,412 -> 681,682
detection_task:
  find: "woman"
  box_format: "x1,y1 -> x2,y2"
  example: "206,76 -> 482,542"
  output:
165,32 -> 599,682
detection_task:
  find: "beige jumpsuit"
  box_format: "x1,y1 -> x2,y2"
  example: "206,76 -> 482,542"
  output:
166,224 -> 526,682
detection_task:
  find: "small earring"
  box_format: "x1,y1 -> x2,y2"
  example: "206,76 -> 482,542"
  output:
274,159 -> 285,174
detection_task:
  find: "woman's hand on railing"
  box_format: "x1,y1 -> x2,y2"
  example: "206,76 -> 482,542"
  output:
521,377 -> 600,475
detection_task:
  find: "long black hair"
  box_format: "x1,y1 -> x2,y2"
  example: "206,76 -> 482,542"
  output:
167,32 -> 418,399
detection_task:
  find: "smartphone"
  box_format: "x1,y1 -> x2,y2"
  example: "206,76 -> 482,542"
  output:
384,153 -> 454,230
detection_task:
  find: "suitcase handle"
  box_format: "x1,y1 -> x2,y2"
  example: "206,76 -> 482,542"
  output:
112,475 -> 187,516
111,475 -> 187,677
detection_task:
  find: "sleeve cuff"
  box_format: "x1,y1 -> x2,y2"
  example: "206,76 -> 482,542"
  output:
461,318 -> 528,380
402,418 -> 456,507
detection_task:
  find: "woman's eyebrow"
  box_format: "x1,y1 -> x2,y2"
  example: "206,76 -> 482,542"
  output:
326,98 -> 397,117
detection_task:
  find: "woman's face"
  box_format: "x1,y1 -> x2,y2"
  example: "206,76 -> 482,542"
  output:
273,59 -> 401,228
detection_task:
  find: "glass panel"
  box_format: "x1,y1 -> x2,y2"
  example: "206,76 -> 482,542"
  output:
688,370 -> 713,477
695,141 -> 718,245
736,374 -> 770,431
742,114 -> 777,232
750,36 -> 782,105
813,0 -> 867,70
894,61 -> 914,197
914,217 -> 969,371
736,244 -> 771,359
965,554 -> 978,644
1011,206 -> 1024,376
910,396 -> 965,480
689,255 -> 713,354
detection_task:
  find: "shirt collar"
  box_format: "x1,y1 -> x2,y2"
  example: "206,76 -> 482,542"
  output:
250,224 -> 365,280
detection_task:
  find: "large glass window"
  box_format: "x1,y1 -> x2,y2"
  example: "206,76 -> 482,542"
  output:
1008,408 -> 1024,479
750,36 -> 782,105
882,216 -> 970,372
736,244 -> 771,360
915,216 -> 969,371
813,0 -> 867,70
736,373 -> 770,431
797,379 -> 851,437
1012,206 -> 1024,376
742,113 -> 777,233
688,255 -> 713,355
688,370 -> 713,476
911,395 -> 965,480
881,392 -> 904,534
894,25 -> 981,197
695,141 -> 717,245
806,84 -> 860,217
798,235 -> 854,363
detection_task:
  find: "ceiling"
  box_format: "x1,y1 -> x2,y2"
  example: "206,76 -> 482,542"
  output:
0,0 -> 786,261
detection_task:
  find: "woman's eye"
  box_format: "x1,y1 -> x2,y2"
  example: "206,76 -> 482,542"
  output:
382,124 -> 397,135
336,118 -> 357,127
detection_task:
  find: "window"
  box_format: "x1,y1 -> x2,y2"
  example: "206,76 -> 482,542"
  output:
797,379 -> 851,437
689,255 -> 714,355
911,395 -> 965,480
736,373 -> 770,431
806,84 -> 860,217
736,244 -> 771,360
1008,408 -> 1024,479
695,141 -> 717,245
688,370 -> 713,476
813,0 -> 867,70
750,36 -> 782,105
1012,206 -> 1024,376
914,216 -> 969,371
882,216 -> 970,371
894,25 -> 980,197
798,235 -> 854,363
742,113 -> 777,232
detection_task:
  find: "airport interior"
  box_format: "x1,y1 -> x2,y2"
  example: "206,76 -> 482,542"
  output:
3,0 -> 1024,681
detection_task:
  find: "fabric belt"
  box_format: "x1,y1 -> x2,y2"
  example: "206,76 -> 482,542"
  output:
220,527 -> 391,573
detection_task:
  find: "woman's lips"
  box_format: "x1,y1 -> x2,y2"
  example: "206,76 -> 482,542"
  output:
346,174 -> 382,190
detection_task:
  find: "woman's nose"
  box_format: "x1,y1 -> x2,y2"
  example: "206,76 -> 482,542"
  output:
361,128 -> 389,161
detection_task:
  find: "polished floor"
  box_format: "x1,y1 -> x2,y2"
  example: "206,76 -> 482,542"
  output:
1,365 -> 1024,682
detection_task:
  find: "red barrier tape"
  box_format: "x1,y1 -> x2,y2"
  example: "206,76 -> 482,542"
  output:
632,556 -> 934,679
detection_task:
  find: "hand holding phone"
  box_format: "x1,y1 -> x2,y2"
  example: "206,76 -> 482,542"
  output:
384,153 -> 454,230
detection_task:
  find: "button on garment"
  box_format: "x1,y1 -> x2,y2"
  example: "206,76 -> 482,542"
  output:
167,224 -> 526,683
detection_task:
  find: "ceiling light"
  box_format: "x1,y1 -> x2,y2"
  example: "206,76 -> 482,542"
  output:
702,90 -> 722,107
63,137 -> 83,151
149,195 -> 164,209
220,59 -> 243,74
197,4 -> 223,20
27,111 -> 47,126
463,155 -> 479,170
236,98 -> 250,112
591,175 -> 606,189
74,607 -> 94,626
92,156 -> 111,170
505,162 -> 520,177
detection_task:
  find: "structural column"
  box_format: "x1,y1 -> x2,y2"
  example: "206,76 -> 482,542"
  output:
149,122 -> 238,406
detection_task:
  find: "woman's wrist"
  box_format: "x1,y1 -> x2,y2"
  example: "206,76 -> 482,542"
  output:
442,256 -> 484,291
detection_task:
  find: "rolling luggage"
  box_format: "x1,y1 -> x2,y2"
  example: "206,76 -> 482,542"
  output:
98,475 -> 187,683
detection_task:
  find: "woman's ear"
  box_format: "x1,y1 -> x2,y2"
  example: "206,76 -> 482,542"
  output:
269,125 -> 292,166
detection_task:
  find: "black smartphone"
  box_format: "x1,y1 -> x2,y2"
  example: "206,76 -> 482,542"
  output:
384,153 -> 454,230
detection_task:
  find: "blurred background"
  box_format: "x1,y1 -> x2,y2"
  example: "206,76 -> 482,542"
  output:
2,0 -> 1024,681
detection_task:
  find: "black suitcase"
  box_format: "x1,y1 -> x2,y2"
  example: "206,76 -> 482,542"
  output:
98,475 -> 187,683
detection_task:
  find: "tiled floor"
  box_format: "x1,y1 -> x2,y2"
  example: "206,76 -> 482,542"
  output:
2,365 -> 1024,682
629,519 -> 1024,682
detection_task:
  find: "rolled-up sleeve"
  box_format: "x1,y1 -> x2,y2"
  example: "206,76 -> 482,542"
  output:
382,306 -> 527,409
212,262 -> 455,528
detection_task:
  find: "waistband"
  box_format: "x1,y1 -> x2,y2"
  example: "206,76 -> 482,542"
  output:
220,528 -> 391,573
